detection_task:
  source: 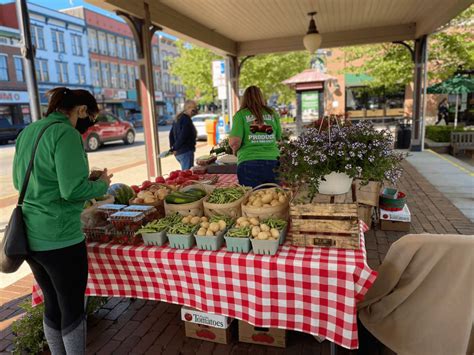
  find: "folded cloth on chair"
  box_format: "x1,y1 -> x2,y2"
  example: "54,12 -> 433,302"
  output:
358,233 -> 474,355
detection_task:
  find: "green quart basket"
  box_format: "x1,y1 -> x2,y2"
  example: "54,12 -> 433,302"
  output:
195,231 -> 225,251
224,236 -> 252,253
142,231 -> 167,247
251,238 -> 279,256
168,233 -> 195,249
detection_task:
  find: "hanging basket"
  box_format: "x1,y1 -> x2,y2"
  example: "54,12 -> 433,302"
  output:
318,172 -> 353,195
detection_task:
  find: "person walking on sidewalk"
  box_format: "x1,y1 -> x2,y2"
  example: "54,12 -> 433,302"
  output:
12,87 -> 112,355
436,98 -> 449,125
229,86 -> 282,187
169,100 -> 198,170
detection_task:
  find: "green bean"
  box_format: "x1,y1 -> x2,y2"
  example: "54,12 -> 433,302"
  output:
207,186 -> 248,204
262,217 -> 287,230
226,226 -> 251,238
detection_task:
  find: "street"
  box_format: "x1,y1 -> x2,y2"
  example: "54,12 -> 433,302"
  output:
0,126 -> 211,226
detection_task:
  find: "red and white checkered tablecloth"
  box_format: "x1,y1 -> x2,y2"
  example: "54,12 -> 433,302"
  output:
32,222 -> 376,349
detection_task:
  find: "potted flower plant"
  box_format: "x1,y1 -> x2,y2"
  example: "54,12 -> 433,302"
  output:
278,120 -> 403,200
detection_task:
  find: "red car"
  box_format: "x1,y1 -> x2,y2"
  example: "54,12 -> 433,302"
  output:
250,123 -> 273,134
82,112 -> 136,152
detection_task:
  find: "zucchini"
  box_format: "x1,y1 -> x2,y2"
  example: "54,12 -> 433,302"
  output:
165,192 -> 201,204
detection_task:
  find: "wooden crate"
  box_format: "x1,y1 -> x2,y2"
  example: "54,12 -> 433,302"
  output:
289,202 -> 360,249
354,180 -> 382,207
358,204 -> 374,229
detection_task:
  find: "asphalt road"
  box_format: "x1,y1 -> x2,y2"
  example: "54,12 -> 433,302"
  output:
0,126 -> 175,199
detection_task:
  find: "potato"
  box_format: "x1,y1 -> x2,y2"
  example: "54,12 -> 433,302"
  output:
200,216 -> 208,222
261,194 -> 273,204
144,197 -> 156,203
260,224 -> 270,232
249,217 -> 260,226
201,221 -> 210,229
206,229 -> 215,236
263,204 -> 271,207
251,226 -> 261,237
218,220 -> 227,231
270,228 -> 280,238
209,222 -> 220,232
182,216 -> 191,224
249,195 -> 256,203
252,200 -> 263,208
197,228 -> 206,236
279,195 -> 287,204
240,221 -> 250,227
270,200 -> 280,207
236,217 -> 247,224
257,232 -> 269,240
190,216 -> 201,225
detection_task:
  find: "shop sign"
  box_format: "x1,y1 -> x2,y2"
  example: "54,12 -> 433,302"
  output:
117,90 -> 127,99
103,89 -> 127,100
0,91 -> 29,104
154,91 -> 164,101
212,60 -> 226,87
301,91 -> 319,121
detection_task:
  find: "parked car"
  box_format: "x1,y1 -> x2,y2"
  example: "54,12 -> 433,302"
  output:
127,111 -> 143,128
192,113 -> 217,140
82,112 -> 136,152
158,114 -> 172,126
0,117 -> 27,144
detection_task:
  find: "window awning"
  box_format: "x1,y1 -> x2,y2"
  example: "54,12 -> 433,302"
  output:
345,74 -> 374,87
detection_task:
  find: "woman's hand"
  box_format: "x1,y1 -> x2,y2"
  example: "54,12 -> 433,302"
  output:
229,137 -> 242,155
99,168 -> 113,187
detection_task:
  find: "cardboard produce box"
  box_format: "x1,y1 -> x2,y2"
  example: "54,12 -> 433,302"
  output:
181,306 -> 232,329
380,204 -> 411,231
184,322 -> 233,344
238,321 -> 287,348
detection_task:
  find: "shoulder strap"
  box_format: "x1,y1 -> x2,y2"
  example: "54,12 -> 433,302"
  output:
18,121 -> 63,206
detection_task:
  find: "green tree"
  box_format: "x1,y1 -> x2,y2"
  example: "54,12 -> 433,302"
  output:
169,42 -> 311,104
169,41 -> 222,104
239,52 -> 311,103
341,6 -> 473,88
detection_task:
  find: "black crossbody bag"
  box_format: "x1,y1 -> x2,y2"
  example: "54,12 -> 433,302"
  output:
0,121 -> 61,273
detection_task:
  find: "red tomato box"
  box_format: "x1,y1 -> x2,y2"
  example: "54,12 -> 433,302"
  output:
238,321 -> 287,348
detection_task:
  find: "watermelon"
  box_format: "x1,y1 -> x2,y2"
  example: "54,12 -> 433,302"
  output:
107,183 -> 135,205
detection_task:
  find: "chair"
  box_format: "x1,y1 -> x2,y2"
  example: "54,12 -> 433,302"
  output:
358,234 -> 474,355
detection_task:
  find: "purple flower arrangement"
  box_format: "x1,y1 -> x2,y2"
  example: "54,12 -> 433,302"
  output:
278,121 -> 404,196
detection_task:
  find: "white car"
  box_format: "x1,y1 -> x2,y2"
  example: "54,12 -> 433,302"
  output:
192,114 -> 218,140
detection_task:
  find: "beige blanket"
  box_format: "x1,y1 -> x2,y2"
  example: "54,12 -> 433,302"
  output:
358,234 -> 474,355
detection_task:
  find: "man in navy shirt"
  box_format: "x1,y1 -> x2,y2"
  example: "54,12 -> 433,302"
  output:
169,100 -> 198,169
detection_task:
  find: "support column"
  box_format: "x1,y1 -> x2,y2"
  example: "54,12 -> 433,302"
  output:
16,0 -> 41,122
118,4 -> 162,178
226,56 -> 240,121
410,35 -> 428,152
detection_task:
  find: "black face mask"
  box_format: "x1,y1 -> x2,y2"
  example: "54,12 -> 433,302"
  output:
75,117 -> 94,134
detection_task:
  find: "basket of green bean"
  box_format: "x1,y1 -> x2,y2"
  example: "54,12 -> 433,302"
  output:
203,186 -> 250,219
261,217 -> 288,245
167,221 -> 198,249
137,213 -> 182,246
224,225 -> 252,253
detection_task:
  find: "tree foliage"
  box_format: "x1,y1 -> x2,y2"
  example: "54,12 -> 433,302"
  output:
169,42 -> 311,104
341,5 -> 473,88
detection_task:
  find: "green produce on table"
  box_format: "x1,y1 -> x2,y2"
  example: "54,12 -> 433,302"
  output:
136,213 -> 182,234
226,226 -> 251,238
262,217 -> 287,230
165,189 -> 205,204
209,214 -> 234,226
168,222 -> 199,235
207,186 -> 248,204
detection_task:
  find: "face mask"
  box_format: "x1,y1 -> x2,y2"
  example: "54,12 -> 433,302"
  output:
75,117 -> 94,134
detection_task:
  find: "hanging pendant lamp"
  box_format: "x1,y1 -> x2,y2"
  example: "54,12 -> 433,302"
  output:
303,12 -> 322,53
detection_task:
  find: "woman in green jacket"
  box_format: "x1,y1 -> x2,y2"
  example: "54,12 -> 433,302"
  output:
12,87 -> 112,354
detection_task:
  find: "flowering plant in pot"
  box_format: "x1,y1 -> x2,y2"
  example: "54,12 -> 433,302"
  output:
278,121 -> 404,201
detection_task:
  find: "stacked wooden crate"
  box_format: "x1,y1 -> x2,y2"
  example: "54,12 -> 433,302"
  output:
354,180 -> 382,229
289,188 -> 360,250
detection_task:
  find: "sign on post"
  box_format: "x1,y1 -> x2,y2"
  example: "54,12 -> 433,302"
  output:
301,91 -> 319,122
212,60 -> 226,87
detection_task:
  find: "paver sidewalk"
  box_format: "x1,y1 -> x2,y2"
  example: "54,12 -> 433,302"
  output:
1,159 -> 472,354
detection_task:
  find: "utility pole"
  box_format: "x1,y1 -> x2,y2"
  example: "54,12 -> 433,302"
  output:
16,0 -> 41,121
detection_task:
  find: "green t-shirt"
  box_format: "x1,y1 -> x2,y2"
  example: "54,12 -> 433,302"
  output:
229,108 -> 282,164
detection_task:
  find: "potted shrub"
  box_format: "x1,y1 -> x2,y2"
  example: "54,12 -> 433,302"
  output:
278,121 -> 404,200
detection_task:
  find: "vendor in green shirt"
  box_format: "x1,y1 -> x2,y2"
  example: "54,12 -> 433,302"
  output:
12,87 -> 112,354
229,86 -> 282,187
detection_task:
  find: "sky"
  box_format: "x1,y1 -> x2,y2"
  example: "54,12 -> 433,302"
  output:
0,0 -> 176,39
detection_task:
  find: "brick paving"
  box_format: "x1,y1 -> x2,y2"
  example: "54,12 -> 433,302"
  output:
1,160 -> 473,354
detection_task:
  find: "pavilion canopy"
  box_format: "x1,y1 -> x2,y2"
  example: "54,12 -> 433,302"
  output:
86,0 -> 471,56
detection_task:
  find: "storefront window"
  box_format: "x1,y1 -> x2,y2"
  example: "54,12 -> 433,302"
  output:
0,106 -> 13,124
346,86 -> 405,117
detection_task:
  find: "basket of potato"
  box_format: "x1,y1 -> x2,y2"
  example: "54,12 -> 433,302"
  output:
167,214 -> 204,249
242,184 -> 289,220
237,216 -> 283,256
224,218 -> 253,253
195,215 -> 233,251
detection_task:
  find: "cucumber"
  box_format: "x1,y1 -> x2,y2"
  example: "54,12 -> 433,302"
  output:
165,192 -> 201,204
184,188 -> 206,198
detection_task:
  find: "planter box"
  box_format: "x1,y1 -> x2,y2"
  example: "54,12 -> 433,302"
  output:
354,180 -> 382,207
289,202 -> 360,250
238,321 -> 286,348
168,233 -> 195,249
224,236 -> 252,253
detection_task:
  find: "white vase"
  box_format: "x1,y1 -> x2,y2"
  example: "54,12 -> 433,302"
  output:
318,172 -> 353,195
